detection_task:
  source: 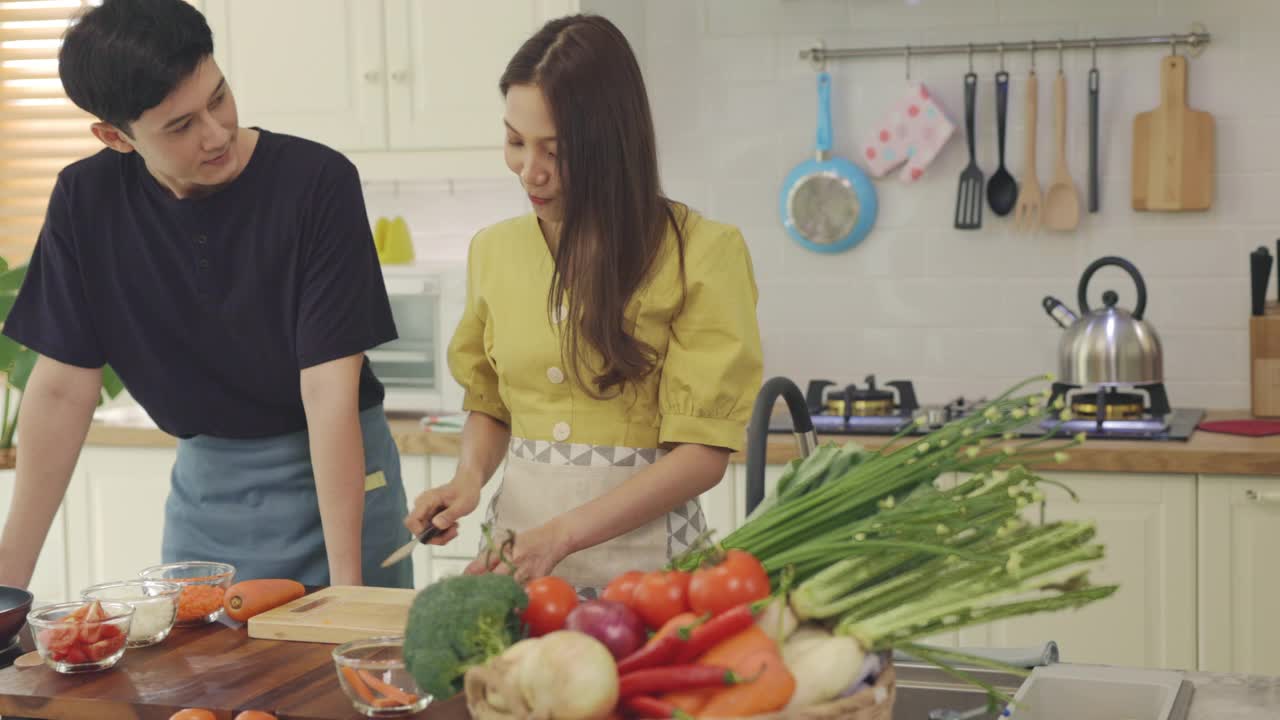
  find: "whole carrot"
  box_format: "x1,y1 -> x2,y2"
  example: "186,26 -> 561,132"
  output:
698,649 -> 795,717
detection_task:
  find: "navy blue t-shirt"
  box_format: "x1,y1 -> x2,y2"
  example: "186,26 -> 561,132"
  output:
4,129 -> 398,439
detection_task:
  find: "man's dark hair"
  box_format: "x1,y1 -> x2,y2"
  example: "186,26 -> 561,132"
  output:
59,0 -> 214,136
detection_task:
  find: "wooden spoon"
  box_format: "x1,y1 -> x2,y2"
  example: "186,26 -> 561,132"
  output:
1043,70 -> 1080,231
13,649 -> 42,668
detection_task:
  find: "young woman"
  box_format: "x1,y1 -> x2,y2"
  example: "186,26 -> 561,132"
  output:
405,14 -> 763,596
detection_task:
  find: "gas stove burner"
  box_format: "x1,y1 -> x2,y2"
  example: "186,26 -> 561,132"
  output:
1029,381 -> 1203,441
766,375 -> 925,436
806,375 -> 919,419
1048,381 -> 1172,421
1071,391 -> 1146,420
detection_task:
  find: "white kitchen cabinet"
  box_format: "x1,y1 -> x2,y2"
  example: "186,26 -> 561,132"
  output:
0,468 -> 72,605
1197,475 -> 1280,676
384,0 -> 577,149
205,0 -> 388,151
204,0 -> 580,180
957,472 -> 1197,671
63,447 -> 176,594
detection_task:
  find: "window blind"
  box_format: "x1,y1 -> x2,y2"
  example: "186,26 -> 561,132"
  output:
0,0 -> 102,263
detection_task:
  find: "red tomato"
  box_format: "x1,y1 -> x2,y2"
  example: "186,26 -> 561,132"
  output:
601,571 -> 645,609
520,576 -> 579,637
78,621 -> 103,645
630,570 -> 691,630
688,550 -> 771,617
170,711 -> 217,720
83,600 -> 105,624
40,626 -> 76,654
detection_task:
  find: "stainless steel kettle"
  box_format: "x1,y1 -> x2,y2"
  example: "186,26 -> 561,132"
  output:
1042,256 -> 1163,386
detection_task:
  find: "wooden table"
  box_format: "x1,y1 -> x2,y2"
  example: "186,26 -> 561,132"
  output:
0,615 -> 467,720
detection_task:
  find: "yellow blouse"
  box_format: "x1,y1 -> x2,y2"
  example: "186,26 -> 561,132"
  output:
447,209 -> 764,452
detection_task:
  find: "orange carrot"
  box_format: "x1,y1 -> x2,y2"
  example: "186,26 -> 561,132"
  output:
371,698 -> 402,709
698,649 -> 795,718
341,666 -> 376,704
357,669 -> 418,706
659,625 -> 780,715
223,579 -> 306,622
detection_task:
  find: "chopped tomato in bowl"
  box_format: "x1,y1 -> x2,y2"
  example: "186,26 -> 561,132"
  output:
27,599 -> 134,673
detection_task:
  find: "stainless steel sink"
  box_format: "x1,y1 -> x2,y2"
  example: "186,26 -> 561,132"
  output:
893,659 -> 1027,720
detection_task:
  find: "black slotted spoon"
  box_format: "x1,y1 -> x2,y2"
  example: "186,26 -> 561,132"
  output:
955,71 -> 984,229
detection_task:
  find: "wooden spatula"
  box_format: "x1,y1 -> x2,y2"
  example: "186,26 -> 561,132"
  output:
1132,54 -> 1214,211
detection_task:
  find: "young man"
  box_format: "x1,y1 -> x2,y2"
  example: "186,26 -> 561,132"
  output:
0,0 -> 412,589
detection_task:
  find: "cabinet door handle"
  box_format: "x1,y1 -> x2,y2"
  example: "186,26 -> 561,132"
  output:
364,70 -> 382,83
1245,489 -> 1280,503
391,70 -> 411,83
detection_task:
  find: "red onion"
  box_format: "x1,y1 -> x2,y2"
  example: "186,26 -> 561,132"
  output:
563,599 -> 646,661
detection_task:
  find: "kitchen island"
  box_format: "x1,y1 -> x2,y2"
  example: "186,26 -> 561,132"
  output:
2,612 -> 1279,719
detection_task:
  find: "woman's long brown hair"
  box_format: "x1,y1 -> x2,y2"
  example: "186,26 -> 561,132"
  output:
501,14 -> 685,399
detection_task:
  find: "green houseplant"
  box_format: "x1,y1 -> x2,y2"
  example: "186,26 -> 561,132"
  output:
0,260 -> 125,463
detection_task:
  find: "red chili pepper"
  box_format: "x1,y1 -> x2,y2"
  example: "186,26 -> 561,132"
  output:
623,695 -> 694,719
673,602 -> 760,663
618,633 -> 685,674
619,664 -> 741,698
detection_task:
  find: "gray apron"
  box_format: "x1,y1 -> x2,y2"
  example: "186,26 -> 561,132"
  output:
162,404 -> 413,588
482,436 -> 708,598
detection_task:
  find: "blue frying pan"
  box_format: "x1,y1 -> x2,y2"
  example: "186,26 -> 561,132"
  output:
779,72 -> 878,253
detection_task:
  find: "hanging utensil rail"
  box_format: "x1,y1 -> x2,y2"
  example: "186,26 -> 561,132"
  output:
800,23 -> 1209,69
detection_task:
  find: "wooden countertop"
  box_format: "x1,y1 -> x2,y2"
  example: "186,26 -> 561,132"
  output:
82,411 -> 1280,476
0,596 -> 467,720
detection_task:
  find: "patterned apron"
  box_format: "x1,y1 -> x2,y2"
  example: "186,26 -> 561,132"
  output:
483,437 -> 708,598
162,404 -> 413,588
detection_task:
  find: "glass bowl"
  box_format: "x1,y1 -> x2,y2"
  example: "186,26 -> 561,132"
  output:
27,600 -> 133,673
333,636 -> 431,717
138,561 -> 235,626
81,579 -> 182,647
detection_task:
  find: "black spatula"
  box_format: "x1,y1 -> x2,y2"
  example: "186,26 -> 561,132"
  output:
955,72 -> 984,229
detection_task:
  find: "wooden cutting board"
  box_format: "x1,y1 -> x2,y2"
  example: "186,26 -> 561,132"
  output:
1132,54 -> 1214,211
248,585 -> 418,644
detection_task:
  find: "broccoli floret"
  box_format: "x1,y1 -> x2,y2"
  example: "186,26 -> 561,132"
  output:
402,573 -> 529,700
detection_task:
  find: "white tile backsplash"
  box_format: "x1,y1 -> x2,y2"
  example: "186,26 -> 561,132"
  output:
369,0 -> 1269,411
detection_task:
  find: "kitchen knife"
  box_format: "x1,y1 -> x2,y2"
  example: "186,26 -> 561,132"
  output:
380,522 -> 444,568
1251,246 -> 1272,316
1275,238 -> 1279,303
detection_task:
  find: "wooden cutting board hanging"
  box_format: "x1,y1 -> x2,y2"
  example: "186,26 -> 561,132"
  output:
247,585 -> 417,644
1132,54 -> 1214,211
